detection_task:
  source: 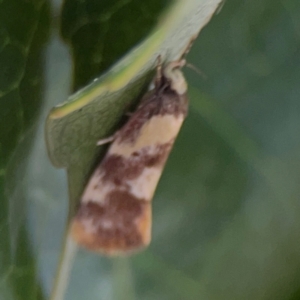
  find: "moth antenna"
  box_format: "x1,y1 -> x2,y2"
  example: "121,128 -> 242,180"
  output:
173,38 -> 207,79
185,63 -> 207,79
155,55 -> 163,89
216,0 -> 226,15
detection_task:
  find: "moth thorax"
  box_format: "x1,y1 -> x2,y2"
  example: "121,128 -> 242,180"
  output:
163,60 -> 187,95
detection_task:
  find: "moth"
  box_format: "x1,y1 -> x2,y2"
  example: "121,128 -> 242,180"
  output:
71,58 -> 189,255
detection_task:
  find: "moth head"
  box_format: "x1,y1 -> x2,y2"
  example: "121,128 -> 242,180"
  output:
163,59 -> 187,95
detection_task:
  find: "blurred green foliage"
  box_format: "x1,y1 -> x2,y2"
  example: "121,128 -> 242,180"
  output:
0,0 -> 50,299
60,0 -> 171,90
1,0 -> 300,299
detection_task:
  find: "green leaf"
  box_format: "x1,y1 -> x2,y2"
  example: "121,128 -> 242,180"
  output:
45,0 -> 223,299
0,0 -> 50,299
60,0 -> 173,91
46,0 -> 222,224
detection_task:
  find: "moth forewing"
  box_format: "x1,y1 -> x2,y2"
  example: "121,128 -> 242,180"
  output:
71,59 -> 188,255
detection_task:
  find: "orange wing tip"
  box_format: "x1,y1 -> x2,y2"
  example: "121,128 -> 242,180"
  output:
70,203 -> 152,256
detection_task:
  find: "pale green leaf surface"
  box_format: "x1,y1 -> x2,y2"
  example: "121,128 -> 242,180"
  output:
46,0 -> 222,215
60,0 -> 173,91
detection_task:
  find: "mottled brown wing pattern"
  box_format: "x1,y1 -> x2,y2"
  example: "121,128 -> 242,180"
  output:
71,60 -> 188,255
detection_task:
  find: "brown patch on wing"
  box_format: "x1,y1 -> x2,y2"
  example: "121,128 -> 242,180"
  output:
118,86 -> 188,144
71,190 -> 151,255
101,142 -> 173,184
101,155 -> 144,184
